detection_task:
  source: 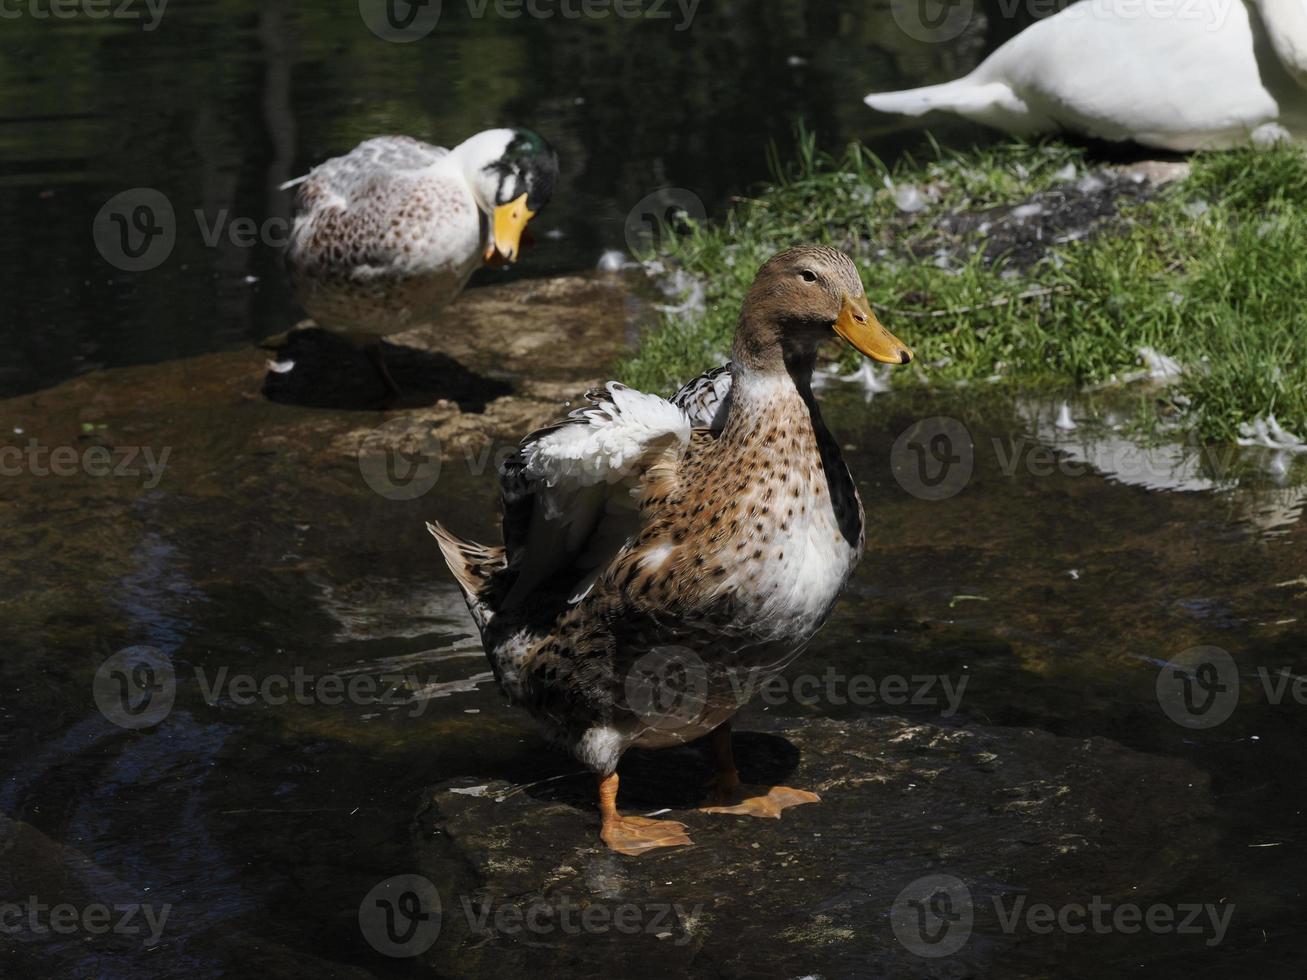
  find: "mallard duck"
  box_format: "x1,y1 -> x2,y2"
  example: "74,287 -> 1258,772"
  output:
428,245 -> 913,855
865,0 -> 1307,150
282,128 -> 558,397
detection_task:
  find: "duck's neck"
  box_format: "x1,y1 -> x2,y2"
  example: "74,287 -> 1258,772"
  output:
724,311 -> 822,442
722,315 -> 863,550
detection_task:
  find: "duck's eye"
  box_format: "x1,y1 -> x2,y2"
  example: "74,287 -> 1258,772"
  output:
800,270 -> 818,283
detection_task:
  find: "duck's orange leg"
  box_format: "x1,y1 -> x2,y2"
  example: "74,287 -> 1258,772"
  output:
700,721 -> 820,818
597,772 -> 692,856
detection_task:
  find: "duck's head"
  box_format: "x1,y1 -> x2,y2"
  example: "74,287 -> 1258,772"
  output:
733,244 -> 913,375
458,128 -> 559,265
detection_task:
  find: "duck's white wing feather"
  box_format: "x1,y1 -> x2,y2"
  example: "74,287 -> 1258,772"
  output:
500,383 -> 693,605
281,136 -> 449,194
671,362 -> 733,431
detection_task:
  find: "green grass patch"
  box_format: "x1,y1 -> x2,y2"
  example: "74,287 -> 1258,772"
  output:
620,133 -> 1307,442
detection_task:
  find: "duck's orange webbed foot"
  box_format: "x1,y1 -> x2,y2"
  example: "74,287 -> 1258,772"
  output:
700,773 -> 821,818
597,773 -> 692,856
601,813 -> 693,856
698,722 -> 820,818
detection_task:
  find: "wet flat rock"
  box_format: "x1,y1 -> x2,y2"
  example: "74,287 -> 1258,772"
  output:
413,715 -> 1217,977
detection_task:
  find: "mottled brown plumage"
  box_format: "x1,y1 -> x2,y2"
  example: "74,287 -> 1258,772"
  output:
429,244 -> 913,854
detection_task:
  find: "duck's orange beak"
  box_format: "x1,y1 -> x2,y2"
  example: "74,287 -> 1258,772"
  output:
483,192 -> 535,265
833,294 -> 913,364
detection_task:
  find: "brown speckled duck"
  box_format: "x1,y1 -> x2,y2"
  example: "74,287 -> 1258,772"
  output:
429,245 -> 913,855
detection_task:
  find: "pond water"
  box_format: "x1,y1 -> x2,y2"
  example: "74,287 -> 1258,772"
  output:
0,0 -> 1037,397
2,310 -> 1305,975
3,2 -> 1306,978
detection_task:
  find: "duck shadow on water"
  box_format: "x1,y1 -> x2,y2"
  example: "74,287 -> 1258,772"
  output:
260,328 -> 512,411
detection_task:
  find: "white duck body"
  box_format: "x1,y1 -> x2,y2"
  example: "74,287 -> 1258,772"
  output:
865,0 -> 1307,151
284,130 -> 519,338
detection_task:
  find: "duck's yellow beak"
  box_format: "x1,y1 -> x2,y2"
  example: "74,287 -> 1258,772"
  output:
833,294 -> 913,364
484,192 -> 535,265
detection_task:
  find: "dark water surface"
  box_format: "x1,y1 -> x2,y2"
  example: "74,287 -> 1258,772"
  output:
0,0 -> 1035,397
1,330 -> 1305,975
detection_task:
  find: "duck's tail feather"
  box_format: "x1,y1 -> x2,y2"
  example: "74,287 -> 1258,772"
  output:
864,79 -> 1015,119
426,521 -> 506,631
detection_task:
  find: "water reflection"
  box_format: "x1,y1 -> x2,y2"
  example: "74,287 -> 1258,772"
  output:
1016,395 -> 1307,534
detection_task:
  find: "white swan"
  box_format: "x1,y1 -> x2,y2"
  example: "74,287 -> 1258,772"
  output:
865,0 -> 1307,150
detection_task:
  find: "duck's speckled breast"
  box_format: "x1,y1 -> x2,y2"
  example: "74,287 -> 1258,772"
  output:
640,373 -> 864,646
